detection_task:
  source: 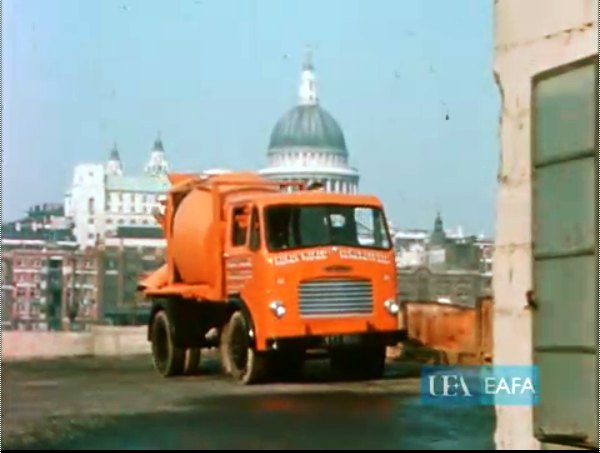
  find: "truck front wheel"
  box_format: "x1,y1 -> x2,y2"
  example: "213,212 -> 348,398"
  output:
151,310 -> 186,377
222,311 -> 267,385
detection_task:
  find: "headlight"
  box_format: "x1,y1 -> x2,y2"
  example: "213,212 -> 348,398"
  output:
269,300 -> 286,318
384,299 -> 400,315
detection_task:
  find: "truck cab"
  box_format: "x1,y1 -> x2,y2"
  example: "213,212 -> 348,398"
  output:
222,189 -> 405,382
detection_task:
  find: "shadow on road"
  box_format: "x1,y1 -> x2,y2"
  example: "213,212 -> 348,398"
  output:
191,353 -> 424,385
7,391 -> 495,451
3,356 -> 495,451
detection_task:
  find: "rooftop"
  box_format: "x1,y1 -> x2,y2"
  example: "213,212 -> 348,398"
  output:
106,175 -> 170,193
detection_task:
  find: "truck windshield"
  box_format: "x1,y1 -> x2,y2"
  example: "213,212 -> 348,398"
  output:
264,204 -> 392,251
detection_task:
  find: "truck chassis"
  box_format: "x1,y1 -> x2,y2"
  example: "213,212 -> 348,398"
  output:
148,296 -> 406,385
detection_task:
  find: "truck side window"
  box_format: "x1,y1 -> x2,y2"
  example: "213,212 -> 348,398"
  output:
231,206 -> 248,246
249,208 -> 261,251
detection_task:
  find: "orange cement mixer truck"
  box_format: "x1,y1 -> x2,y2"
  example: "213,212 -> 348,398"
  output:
138,171 -> 405,384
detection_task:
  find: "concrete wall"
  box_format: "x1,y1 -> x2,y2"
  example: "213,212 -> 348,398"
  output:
3,331 -> 94,361
492,0 -> 597,450
2,326 -> 148,361
90,326 -> 148,357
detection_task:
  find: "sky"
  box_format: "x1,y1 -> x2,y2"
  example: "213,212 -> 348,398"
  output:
3,0 -> 500,236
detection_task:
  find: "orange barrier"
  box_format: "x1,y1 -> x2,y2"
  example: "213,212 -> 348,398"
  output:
399,297 -> 493,365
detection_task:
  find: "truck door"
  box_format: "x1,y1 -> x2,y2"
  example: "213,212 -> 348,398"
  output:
224,203 -> 253,297
531,55 -> 598,449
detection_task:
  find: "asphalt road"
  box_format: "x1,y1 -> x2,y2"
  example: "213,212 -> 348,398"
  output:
3,353 -> 496,450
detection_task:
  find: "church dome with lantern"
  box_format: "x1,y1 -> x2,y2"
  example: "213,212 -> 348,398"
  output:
259,49 -> 359,194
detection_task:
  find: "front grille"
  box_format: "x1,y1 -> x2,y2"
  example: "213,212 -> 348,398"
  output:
298,278 -> 373,317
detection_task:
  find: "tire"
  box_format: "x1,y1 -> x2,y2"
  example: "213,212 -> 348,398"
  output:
183,348 -> 202,375
330,345 -> 386,381
219,326 -> 233,376
151,310 -> 186,377
222,311 -> 268,385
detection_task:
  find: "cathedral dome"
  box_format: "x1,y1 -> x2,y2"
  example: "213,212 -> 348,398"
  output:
259,48 -> 359,196
268,104 -> 347,155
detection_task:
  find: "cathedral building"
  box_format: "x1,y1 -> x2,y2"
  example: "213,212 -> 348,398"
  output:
259,50 -> 360,194
64,135 -> 170,248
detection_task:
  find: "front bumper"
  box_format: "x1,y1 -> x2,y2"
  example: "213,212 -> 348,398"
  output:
265,328 -> 407,351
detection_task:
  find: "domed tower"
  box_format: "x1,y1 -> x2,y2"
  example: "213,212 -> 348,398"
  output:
429,212 -> 447,247
145,133 -> 169,177
259,48 -> 359,193
105,142 -> 123,176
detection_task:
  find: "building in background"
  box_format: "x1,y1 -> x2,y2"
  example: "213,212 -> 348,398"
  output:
2,204 -> 78,331
397,267 -> 490,307
64,136 -> 170,248
98,226 -> 165,325
2,253 -> 13,329
2,203 -> 75,245
475,236 -> 494,275
3,245 -> 85,332
2,203 -> 166,330
259,49 -> 360,193
394,213 -> 493,306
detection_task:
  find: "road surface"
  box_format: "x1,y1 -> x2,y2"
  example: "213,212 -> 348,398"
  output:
3,353 -> 495,450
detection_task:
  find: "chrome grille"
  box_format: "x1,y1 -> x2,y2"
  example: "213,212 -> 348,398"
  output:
298,278 -> 373,317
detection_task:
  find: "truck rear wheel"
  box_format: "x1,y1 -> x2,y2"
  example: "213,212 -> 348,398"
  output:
151,310 -> 185,377
222,311 -> 267,385
330,345 -> 386,381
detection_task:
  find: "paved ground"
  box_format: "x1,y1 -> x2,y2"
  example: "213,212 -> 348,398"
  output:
2,353 -> 496,450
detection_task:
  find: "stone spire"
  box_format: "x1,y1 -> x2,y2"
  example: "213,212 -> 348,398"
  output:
430,211 -> 447,246
106,141 -> 123,176
145,132 -> 169,177
298,46 -> 318,106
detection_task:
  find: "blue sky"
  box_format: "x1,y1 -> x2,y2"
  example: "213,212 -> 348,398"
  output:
3,0 -> 500,235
